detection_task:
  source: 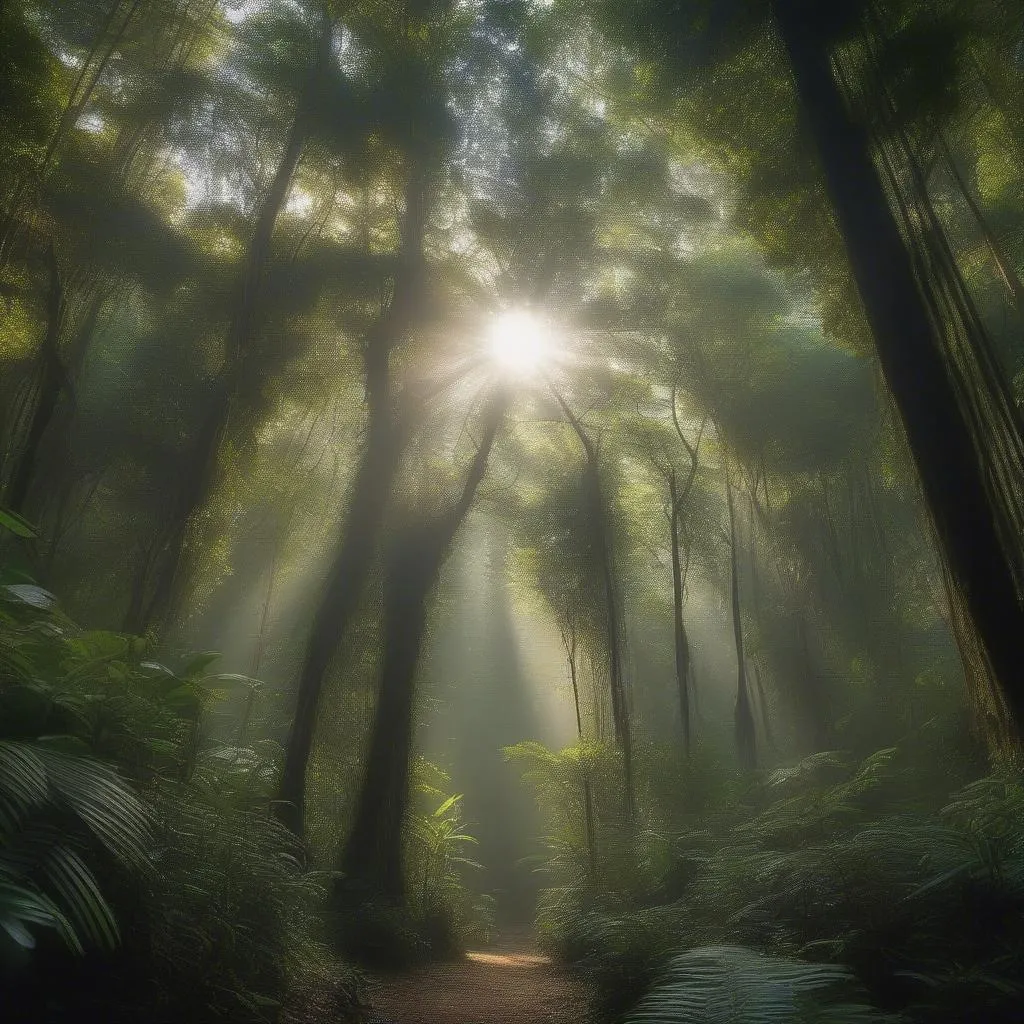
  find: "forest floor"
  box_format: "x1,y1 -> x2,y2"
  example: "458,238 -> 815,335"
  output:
363,930 -> 591,1024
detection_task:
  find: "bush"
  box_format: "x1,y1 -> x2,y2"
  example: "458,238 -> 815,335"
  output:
515,733 -> 1024,1024
0,572 -> 363,1022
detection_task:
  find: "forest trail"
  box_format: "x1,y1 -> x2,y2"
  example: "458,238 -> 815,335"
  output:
363,932 -> 590,1024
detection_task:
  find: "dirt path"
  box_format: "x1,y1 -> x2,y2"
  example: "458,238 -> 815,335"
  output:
363,935 -> 590,1024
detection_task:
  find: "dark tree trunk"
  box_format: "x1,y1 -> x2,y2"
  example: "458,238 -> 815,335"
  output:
563,618 -> 598,880
727,476 -> 756,772
6,246 -> 65,514
750,658 -> 776,752
669,470 -> 692,756
130,384 -> 233,633
275,167 -> 429,838
275,405 -> 401,834
133,19 -> 330,633
338,401 -> 504,902
773,0 -> 1024,740
597,507 -> 635,825
341,553 -> 431,904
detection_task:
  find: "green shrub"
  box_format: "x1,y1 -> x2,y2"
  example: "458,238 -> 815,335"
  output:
0,573 -> 362,1021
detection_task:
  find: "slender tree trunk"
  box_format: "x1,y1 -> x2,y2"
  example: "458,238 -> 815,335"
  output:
773,0 -> 1024,741
668,471 -> 692,756
40,0 -> 146,177
132,22 -> 328,633
727,476 -> 756,772
938,131 -> 1024,316
564,620 -> 598,879
6,246 -> 65,514
554,394 -> 636,825
750,658 -> 776,752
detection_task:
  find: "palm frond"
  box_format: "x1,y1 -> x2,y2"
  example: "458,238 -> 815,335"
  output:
625,945 -> 899,1024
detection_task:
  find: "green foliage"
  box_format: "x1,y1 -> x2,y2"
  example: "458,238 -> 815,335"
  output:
405,760 -> 494,954
0,579 -> 361,1021
522,732 -> 1024,1023
2,1 -> 1023,1022
0,506 -> 37,538
625,945 -> 896,1024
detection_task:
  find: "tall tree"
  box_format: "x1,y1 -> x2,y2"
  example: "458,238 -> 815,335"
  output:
276,0 -> 467,835
553,391 -> 636,827
126,5 -> 344,632
727,471 -> 757,772
771,0 -> 1024,740
338,393 -> 505,908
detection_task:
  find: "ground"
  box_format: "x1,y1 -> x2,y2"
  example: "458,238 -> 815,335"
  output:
363,932 -> 590,1024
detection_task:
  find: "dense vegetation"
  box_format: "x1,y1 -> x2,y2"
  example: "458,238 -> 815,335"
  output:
2,0 -> 1023,1021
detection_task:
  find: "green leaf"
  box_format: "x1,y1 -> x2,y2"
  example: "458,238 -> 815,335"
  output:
2,584 -> 55,610
432,794 -> 462,818
182,651 -> 220,677
0,507 -> 38,539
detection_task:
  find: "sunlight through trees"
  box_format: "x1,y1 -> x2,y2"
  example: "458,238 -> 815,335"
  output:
2,0 -> 1024,1021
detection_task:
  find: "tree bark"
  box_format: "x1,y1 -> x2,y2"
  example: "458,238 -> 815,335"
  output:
772,0 -> 1024,741
750,658 -> 776,752
131,18 -> 332,633
275,404 -> 402,835
275,166 -> 429,838
553,392 -> 636,826
563,617 -> 598,880
339,400 -> 504,902
727,475 -> 756,772
5,245 -> 65,514
669,470 -> 692,756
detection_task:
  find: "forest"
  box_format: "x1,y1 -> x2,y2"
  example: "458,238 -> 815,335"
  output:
2,0 -> 1023,1021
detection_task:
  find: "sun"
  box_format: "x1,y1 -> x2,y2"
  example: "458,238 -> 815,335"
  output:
486,310 -> 551,377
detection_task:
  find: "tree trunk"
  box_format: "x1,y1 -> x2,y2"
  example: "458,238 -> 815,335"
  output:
130,38 -> 322,633
727,476 -> 756,772
338,402 -> 504,902
750,658 -> 776,752
669,470 -> 692,756
275,406 -> 402,835
341,555 -> 431,905
554,393 -> 635,826
773,0 -> 1024,741
597,516 -> 635,825
129,382 -> 233,633
564,619 -> 598,880
6,246 -> 65,514
275,165 -> 430,838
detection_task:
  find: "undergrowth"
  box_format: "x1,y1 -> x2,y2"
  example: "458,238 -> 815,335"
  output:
512,729 -> 1024,1023
0,566 -> 363,1022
